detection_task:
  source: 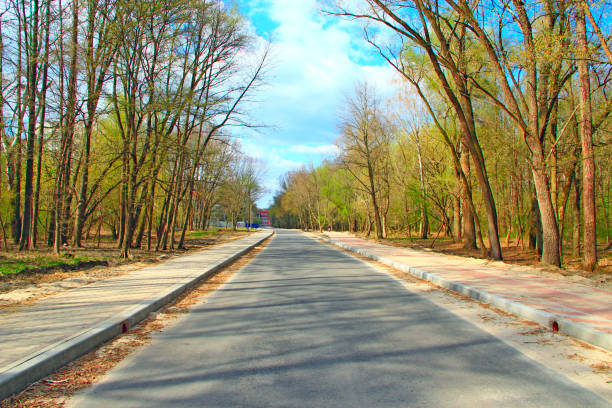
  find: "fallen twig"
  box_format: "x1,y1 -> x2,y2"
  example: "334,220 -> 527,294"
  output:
41,379 -> 68,384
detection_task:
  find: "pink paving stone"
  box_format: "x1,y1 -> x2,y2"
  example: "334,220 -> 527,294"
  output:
329,233 -> 612,339
571,317 -> 612,327
568,321 -> 612,329
541,308 -> 590,315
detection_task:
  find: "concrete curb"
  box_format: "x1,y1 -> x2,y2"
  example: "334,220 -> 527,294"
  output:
319,235 -> 612,353
0,231 -> 273,401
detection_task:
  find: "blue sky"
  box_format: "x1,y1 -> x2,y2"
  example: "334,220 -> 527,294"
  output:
229,0 -> 397,207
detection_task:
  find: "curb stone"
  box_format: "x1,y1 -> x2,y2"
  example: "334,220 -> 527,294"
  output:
318,235 -> 612,353
0,231 -> 273,401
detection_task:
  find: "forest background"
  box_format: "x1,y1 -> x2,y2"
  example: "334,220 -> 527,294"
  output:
0,0 -> 609,275
270,0 -> 611,273
0,0 -> 270,272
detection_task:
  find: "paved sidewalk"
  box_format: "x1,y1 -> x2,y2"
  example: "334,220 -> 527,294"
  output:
320,232 -> 612,352
0,230 -> 272,400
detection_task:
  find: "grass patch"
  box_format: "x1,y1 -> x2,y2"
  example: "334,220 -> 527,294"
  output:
187,229 -> 220,238
0,228 -> 254,279
0,254 -> 100,276
187,228 -> 255,238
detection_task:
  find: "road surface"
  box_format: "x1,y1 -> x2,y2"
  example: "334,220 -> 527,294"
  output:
68,230 -> 609,407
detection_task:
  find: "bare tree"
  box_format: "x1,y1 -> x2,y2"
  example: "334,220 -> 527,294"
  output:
53,0 -> 79,254
73,0 -> 117,247
330,0 -> 503,259
31,0 -> 53,247
575,4 -> 597,270
339,83 -> 390,239
18,0 -> 41,250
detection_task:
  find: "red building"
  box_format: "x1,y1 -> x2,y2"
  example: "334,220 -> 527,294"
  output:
258,210 -> 271,227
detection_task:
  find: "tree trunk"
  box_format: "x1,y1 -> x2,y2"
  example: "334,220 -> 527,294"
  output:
529,195 -> 543,256
573,171 -> 581,257
178,179 -> 197,249
11,24 -> 25,245
55,0 -> 79,254
576,6 -> 597,271
19,0 -> 40,250
460,140 -> 476,249
74,0 -> 115,246
416,140 -> 429,240
367,160 -> 383,239
117,159 -> 127,249
120,172 -> 137,258
453,194 -> 461,242
527,132 -> 561,266
0,17 -> 4,207
32,0 -> 51,248
600,181 -> 610,246
147,177 -> 158,250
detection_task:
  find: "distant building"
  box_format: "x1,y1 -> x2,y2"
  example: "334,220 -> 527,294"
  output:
258,210 -> 271,227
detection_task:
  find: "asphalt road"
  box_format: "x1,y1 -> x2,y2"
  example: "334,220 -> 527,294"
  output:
68,230 -> 609,407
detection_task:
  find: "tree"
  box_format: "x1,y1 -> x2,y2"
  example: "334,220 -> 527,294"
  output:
18,0 -> 40,250
330,0 -> 503,259
219,154 -> 264,231
338,83 -> 390,239
575,3 -> 597,270
0,0 -> 268,256
73,0 -> 118,247
446,0 -> 573,266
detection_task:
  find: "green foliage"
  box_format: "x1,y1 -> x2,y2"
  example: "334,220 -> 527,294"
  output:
187,228 -> 221,238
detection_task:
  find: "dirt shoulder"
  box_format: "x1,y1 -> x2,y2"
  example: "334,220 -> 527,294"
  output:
0,230 -> 254,310
320,231 -> 612,290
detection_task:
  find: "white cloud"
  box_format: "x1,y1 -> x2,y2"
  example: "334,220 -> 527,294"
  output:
234,0 -> 400,206
289,144 -> 338,155
241,0 -> 398,140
